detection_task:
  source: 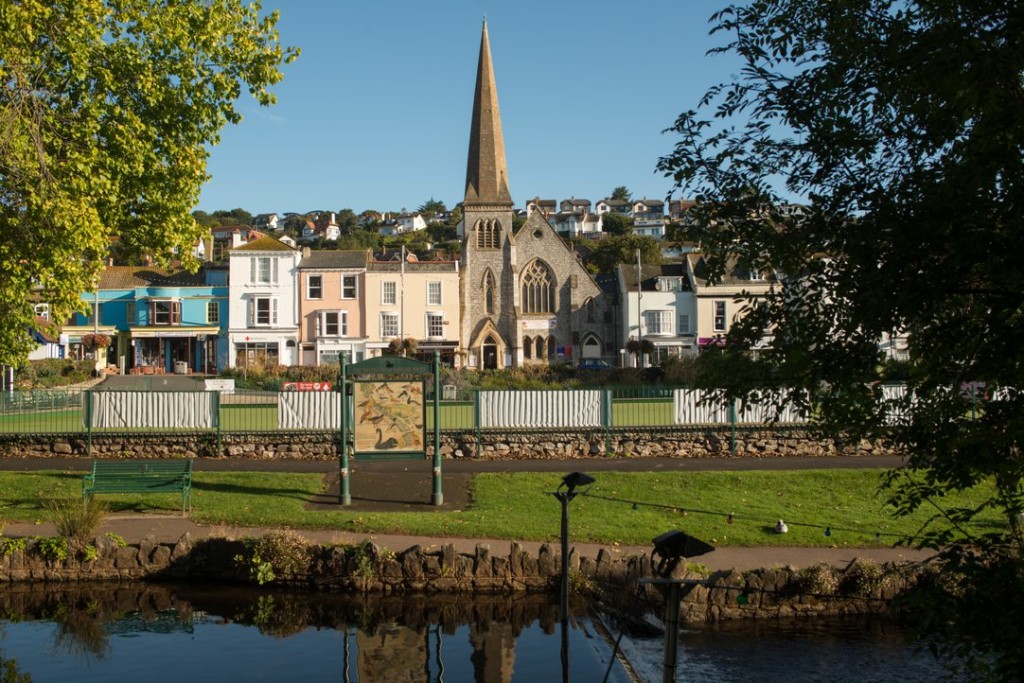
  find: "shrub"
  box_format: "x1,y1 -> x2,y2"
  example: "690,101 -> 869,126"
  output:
235,531 -> 312,585
46,497 -> 109,552
15,359 -> 94,389
36,536 -> 69,563
798,563 -> 840,596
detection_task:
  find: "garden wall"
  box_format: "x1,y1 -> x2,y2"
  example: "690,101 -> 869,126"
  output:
0,429 -> 895,460
0,533 -> 922,622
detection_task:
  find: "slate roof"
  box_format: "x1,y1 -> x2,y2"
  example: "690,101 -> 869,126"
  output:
686,253 -> 778,287
617,262 -> 691,291
299,250 -> 368,270
97,266 -> 206,290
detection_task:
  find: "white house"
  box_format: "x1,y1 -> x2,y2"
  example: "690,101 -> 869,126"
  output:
551,211 -> 602,238
632,199 -> 666,239
617,261 -> 698,365
228,235 -> 302,368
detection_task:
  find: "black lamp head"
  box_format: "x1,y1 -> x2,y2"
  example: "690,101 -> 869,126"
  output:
652,530 -> 715,562
559,471 -> 595,494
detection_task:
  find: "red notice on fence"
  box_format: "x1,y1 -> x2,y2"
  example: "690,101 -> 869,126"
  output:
282,382 -> 333,392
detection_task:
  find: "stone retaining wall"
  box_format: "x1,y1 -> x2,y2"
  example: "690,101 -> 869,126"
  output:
0,534 -> 922,622
0,429 -> 895,460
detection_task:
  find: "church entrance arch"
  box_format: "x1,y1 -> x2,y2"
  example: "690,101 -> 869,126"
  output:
482,335 -> 499,369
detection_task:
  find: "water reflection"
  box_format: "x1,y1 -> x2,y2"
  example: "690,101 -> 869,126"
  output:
0,583 -> 958,682
0,583 -> 626,683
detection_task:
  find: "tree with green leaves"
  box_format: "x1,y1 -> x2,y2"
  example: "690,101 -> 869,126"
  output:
211,208 -> 254,226
584,234 -> 662,275
417,198 -> 447,219
601,212 -> 634,236
658,1 -> 1024,677
0,0 -> 297,367
610,186 -> 632,202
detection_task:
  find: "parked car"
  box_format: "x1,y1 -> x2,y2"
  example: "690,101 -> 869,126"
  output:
576,359 -> 613,371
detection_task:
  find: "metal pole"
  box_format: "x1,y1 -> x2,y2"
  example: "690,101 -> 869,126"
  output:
636,248 -> 643,369
558,490 -> 571,683
559,491 -> 570,615
661,583 -> 682,683
339,352 -> 351,505
431,350 -> 443,505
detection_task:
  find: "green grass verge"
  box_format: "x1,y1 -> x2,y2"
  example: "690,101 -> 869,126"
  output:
0,469 -> 1001,548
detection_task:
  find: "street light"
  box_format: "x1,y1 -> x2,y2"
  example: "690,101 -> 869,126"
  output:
642,530 -> 715,683
551,471 -> 595,683
652,529 -> 715,575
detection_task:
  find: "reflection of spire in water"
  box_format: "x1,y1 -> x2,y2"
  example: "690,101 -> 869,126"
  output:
469,621 -> 517,683
357,626 -> 428,682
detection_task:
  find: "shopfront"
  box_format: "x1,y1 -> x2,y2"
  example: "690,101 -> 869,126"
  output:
129,326 -> 220,374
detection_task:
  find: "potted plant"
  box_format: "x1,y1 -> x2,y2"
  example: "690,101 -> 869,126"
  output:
81,333 -> 111,352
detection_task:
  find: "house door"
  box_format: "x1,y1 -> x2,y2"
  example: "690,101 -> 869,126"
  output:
482,336 -> 498,370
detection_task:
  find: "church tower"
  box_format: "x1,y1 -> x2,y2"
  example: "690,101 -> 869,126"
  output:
460,20 -> 517,369
459,21 -> 616,370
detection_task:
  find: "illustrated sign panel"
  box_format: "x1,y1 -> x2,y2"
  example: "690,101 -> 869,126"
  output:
354,380 -> 424,453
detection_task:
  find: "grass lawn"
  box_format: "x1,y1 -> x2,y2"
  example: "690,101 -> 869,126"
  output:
0,469 -> 1002,548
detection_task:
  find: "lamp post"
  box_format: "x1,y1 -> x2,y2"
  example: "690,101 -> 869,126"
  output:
640,529 -> 716,683
551,471 -> 595,683
338,351 -> 351,505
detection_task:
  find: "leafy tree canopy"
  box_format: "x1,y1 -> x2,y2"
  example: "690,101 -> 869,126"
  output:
658,1 -> 1024,675
585,234 -> 662,275
210,208 -> 254,226
610,186 -> 632,202
1,0 -> 297,366
417,198 -> 447,218
601,212 -> 634,236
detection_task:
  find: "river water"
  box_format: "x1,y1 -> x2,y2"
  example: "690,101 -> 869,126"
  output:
0,582 -> 960,682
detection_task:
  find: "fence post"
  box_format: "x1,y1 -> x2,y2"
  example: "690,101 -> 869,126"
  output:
85,388 -> 93,456
474,390 -> 481,457
212,390 -> 221,457
729,399 -> 737,456
603,388 -> 612,455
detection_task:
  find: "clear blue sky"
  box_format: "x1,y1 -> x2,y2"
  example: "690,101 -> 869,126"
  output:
197,1 -> 741,216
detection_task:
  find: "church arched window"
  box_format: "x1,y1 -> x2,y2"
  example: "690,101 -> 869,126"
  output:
521,260 -> 555,314
484,270 -> 496,314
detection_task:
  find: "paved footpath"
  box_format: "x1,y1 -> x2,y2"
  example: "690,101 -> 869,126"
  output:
1,455 -> 936,571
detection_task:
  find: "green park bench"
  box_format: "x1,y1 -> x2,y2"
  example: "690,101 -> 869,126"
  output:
82,459 -> 193,514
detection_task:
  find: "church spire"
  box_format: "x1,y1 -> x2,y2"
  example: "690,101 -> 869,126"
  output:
465,20 -> 512,206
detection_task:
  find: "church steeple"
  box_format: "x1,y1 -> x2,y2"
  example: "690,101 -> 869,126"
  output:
465,20 -> 512,206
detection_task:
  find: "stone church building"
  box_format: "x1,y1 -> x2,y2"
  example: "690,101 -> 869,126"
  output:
458,22 -> 615,369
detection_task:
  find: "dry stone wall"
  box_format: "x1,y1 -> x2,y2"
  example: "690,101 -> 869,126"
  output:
0,429 -> 896,460
0,534 -> 922,622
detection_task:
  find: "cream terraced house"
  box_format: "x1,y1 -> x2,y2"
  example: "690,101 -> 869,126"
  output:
684,252 -> 779,351
363,252 -> 461,366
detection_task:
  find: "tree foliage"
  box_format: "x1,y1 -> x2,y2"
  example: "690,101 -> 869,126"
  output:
610,186 -> 632,202
417,197 -> 447,219
601,212 -> 634,236
658,1 -> 1024,676
585,234 -> 662,275
0,0 -> 297,366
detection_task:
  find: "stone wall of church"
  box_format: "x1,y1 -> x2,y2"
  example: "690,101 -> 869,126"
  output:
463,210 -> 616,366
